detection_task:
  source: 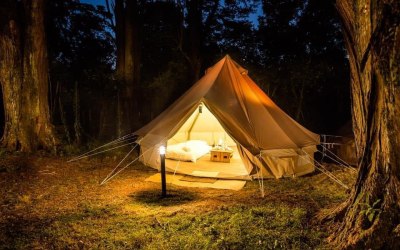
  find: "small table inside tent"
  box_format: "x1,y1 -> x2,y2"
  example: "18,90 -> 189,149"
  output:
210,147 -> 234,163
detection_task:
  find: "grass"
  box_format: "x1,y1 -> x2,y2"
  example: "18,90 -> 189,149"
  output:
0,154 -> 355,249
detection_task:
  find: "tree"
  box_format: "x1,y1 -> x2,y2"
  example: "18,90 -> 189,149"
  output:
206,0 -> 260,64
0,0 -> 57,152
114,0 -> 141,136
139,1 -> 190,122
327,0 -> 400,248
258,0 -> 350,131
136,0 -> 258,121
185,0 -> 203,82
46,0 -> 115,141
178,0 -> 258,82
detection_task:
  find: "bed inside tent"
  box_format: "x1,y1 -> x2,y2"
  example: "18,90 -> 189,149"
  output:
164,102 -> 251,180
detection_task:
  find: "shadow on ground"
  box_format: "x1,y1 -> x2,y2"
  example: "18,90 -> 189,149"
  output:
131,188 -> 198,206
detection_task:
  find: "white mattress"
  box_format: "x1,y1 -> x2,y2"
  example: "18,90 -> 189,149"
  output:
166,140 -> 211,163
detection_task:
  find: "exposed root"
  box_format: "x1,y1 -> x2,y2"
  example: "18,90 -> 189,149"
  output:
315,198 -> 350,225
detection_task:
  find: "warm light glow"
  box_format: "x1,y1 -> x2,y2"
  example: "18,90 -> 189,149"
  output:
159,145 -> 166,155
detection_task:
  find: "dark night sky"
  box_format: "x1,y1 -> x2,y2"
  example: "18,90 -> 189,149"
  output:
80,0 -> 104,6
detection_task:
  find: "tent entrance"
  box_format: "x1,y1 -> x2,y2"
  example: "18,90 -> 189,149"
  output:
168,102 -> 236,146
166,103 -> 251,180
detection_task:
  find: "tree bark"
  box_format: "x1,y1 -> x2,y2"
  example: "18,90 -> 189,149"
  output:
0,0 -> 57,153
328,0 -> 400,248
0,0 -> 22,150
115,0 -> 141,136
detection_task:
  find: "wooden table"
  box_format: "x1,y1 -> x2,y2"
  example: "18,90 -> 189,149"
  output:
210,148 -> 233,163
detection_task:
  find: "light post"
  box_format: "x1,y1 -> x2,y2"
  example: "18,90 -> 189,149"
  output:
159,145 -> 167,197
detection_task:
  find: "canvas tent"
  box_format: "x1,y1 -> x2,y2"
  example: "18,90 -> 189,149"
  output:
134,55 -> 320,179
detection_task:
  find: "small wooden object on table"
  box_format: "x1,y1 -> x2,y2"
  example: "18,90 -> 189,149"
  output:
210,148 -> 233,163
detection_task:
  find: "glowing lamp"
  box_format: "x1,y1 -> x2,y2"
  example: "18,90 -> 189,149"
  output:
159,145 -> 166,155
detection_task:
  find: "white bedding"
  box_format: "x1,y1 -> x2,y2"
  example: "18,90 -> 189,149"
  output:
166,140 -> 211,162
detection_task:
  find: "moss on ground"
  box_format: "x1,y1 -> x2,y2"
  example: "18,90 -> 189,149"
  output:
0,155 -> 355,249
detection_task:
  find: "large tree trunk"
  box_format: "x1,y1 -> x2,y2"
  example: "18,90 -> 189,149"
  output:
0,0 -> 23,150
115,0 -> 141,136
0,0 -> 57,153
328,0 -> 400,248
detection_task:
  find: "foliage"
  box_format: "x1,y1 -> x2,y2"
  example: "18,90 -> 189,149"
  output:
138,1 -> 191,122
141,59 -> 190,123
257,0 -> 350,132
138,0 -> 261,122
46,0 -> 116,141
358,194 -> 382,223
47,0 -> 115,78
200,0 -> 261,63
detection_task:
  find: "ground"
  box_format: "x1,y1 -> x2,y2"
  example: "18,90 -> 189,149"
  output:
0,152 -> 355,249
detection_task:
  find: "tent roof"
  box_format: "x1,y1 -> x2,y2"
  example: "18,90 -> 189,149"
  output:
134,55 -> 319,153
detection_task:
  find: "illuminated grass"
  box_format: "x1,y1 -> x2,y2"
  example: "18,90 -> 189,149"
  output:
0,156 -> 355,249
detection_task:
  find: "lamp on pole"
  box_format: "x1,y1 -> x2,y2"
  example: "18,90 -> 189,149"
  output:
159,145 -> 167,197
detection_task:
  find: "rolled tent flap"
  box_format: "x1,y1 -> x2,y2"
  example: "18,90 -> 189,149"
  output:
134,55 -> 320,179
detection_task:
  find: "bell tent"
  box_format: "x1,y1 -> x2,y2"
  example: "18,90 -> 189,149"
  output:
133,55 -> 320,180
